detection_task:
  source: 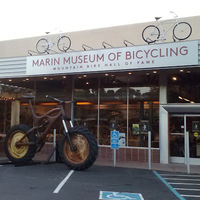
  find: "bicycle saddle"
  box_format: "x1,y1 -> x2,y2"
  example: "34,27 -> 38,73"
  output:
155,17 -> 162,21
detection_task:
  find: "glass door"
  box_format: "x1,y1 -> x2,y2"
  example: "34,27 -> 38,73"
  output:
185,116 -> 200,165
169,115 -> 185,163
169,114 -> 200,165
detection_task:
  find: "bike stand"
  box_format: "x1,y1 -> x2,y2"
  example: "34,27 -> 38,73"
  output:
44,146 -> 57,164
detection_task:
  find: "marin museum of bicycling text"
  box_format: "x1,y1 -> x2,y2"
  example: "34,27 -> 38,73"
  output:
0,14 -> 200,166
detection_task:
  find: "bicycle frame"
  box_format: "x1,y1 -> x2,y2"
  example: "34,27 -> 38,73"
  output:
45,33 -> 63,50
16,96 -> 73,151
156,18 -> 179,41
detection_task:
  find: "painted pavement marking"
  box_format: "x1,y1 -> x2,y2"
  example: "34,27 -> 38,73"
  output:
154,171 -> 200,199
99,191 -> 144,200
153,171 -> 186,200
53,170 -> 74,193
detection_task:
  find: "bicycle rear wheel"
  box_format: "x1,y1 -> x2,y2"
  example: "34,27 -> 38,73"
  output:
57,36 -> 71,52
36,38 -> 49,53
4,124 -> 37,164
142,25 -> 160,44
173,22 -> 192,41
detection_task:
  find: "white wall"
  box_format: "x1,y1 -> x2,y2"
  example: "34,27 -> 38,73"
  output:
0,15 -> 199,58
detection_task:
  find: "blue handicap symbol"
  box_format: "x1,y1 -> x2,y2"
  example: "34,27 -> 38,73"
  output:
99,191 -> 144,200
111,138 -> 118,144
111,131 -> 119,139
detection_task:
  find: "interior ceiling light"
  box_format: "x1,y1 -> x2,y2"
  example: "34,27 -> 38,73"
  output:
146,73 -> 150,75
153,71 -> 157,74
77,102 -> 93,105
180,69 -> 184,72
86,82 -> 89,85
44,77 -> 47,80
187,70 -> 191,73
105,74 -> 109,76
172,77 -> 177,81
83,75 -> 87,77
8,79 -> 12,82
128,72 -> 132,75
63,76 -> 66,79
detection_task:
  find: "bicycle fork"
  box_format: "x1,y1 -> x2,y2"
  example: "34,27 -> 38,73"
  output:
61,118 -> 75,151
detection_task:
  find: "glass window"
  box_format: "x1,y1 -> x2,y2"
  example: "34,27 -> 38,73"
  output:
9,78 -> 68,134
99,74 -> 127,145
73,77 -> 98,138
73,72 -> 159,147
128,72 -> 159,147
168,69 -> 200,103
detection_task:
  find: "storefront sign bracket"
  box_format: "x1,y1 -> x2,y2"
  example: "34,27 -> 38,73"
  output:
102,41 -> 113,48
123,40 -> 134,47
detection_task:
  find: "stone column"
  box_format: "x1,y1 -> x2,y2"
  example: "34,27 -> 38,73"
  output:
159,70 -> 169,164
11,100 -> 20,127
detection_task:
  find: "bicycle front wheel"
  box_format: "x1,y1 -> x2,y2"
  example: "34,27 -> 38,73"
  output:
142,25 -> 160,44
173,22 -> 192,41
57,36 -> 71,52
36,38 -> 49,53
59,126 -> 98,170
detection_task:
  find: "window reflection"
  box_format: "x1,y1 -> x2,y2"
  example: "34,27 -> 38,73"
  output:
168,70 -> 200,103
73,78 -> 98,139
99,84 -> 127,145
73,72 -> 159,147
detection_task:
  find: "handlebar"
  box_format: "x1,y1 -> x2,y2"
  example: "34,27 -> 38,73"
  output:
170,11 -> 178,18
46,95 -> 73,104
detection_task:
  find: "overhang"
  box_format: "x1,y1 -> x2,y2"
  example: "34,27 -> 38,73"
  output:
162,104 -> 200,114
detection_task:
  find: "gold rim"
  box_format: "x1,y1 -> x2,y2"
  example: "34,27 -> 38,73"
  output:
63,134 -> 89,164
8,131 -> 29,159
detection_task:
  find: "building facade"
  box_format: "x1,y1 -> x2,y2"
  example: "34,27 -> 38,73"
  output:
0,15 -> 200,165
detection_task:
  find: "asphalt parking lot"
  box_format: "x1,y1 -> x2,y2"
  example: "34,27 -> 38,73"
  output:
0,162 -> 183,200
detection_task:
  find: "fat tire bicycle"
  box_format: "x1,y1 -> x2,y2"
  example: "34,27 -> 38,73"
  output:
4,95 -> 98,170
142,12 -> 192,44
36,32 -> 71,53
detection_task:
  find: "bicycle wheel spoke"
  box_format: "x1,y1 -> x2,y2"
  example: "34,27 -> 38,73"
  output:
57,36 -> 71,52
142,25 -> 160,44
36,38 -> 49,53
173,22 -> 192,40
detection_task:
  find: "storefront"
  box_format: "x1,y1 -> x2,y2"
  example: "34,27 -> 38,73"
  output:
0,15 -> 200,165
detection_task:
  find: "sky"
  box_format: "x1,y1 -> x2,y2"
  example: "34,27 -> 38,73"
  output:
0,0 -> 200,41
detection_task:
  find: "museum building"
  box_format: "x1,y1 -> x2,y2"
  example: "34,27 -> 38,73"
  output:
0,15 -> 200,165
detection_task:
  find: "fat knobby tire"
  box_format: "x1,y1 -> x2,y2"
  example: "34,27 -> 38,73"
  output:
4,124 -> 37,164
59,126 -> 98,170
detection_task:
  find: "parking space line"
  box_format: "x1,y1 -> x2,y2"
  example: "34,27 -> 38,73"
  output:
53,170 -> 74,194
169,182 -> 200,186
159,174 -> 200,178
174,188 -> 200,191
181,194 -> 200,198
165,178 -> 200,181
153,171 -> 186,200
